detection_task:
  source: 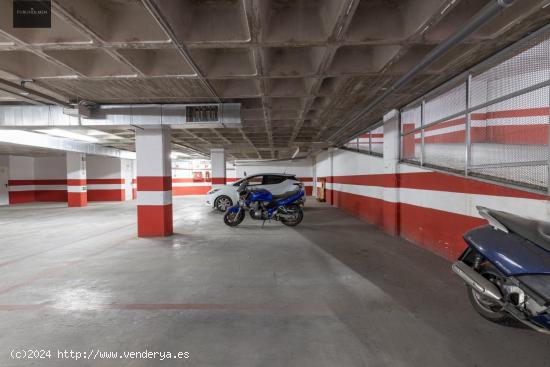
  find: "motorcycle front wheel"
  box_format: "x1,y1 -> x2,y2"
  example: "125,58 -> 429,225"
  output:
280,204 -> 303,227
224,210 -> 245,227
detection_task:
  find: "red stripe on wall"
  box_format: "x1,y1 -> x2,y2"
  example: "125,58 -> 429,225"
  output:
326,188 -> 397,234
88,190 -> 125,202
327,174 -> 397,187
472,107 -> 550,120
173,186 -> 211,195
398,172 -> 547,200
172,178 -> 196,183
399,202 -> 485,260
325,172 -> 546,200
298,177 -> 313,182
87,178 -> 125,185
211,177 -> 226,185
137,176 -> 172,191
35,190 -> 67,202
8,191 -> 35,204
425,117 -> 465,132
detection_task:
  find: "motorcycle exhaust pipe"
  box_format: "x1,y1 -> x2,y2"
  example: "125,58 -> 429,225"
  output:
452,261 -> 503,301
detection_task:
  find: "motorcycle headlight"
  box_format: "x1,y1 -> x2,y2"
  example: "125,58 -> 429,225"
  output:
208,188 -> 220,195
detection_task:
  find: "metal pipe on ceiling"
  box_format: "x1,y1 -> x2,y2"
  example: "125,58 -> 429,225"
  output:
328,0 -> 516,146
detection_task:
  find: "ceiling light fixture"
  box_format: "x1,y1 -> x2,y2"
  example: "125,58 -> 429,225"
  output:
19,79 -> 33,96
35,129 -> 99,143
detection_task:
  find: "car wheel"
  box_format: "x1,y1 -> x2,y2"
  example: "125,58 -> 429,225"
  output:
214,195 -> 233,212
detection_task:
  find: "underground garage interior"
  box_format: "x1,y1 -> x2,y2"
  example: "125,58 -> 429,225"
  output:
1,0 -> 550,365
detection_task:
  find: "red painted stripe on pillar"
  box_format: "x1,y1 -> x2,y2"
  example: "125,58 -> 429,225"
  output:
137,176 -> 172,191
67,179 -> 87,186
304,186 -> 313,195
211,177 -> 226,185
137,204 -> 173,237
68,192 -> 87,207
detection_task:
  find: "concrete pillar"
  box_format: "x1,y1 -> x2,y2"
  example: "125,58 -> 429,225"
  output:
210,148 -> 226,187
382,109 -> 400,235
66,152 -> 87,207
136,126 -> 173,237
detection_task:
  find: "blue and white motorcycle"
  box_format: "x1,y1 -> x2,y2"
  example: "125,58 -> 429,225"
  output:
453,206 -> 550,333
223,180 -> 304,227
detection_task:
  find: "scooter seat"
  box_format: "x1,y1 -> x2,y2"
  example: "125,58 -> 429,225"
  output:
489,210 -> 550,252
271,189 -> 300,201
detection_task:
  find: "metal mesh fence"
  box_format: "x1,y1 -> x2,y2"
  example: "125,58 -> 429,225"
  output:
344,122 -> 384,156
399,25 -> 550,192
370,125 -> 384,155
424,82 -> 466,125
423,115 -> 466,171
469,86 -> 549,190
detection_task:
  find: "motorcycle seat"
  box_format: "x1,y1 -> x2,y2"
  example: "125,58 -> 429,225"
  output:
489,209 -> 550,252
271,189 -> 300,201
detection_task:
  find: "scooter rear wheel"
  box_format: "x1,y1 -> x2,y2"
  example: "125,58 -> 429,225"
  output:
224,210 -> 245,227
466,263 -> 511,324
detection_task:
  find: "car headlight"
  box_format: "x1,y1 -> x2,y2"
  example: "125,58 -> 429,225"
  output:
207,188 -> 220,195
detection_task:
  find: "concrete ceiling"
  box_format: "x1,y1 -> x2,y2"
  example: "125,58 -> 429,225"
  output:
0,0 -> 549,160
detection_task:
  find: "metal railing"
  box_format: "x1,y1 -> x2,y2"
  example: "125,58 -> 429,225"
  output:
344,121 -> 384,156
400,24 -> 550,193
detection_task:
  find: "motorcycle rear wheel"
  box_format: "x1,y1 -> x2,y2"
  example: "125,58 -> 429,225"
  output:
466,263 -> 511,324
280,204 -> 303,227
224,210 -> 245,227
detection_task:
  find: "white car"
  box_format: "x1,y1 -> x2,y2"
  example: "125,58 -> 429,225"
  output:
206,173 -> 305,212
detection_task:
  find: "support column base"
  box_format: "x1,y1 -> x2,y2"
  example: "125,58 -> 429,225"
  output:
137,204 -> 173,237
68,192 -> 87,207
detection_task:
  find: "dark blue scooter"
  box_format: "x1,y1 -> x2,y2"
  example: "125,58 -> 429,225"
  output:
224,180 -> 304,227
453,206 -> 550,333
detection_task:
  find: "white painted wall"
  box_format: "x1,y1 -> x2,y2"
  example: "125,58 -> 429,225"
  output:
87,156 -> 123,179
121,158 -> 134,200
9,156 -> 34,180
34,156 -> 66,179
0,155 -> 8,205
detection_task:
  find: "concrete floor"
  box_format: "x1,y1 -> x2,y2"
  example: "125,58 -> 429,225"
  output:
0,197 -> 549,367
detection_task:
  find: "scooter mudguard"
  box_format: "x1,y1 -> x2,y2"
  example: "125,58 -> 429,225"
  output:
227,205 -> 240,213
464,225 -> 550,276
